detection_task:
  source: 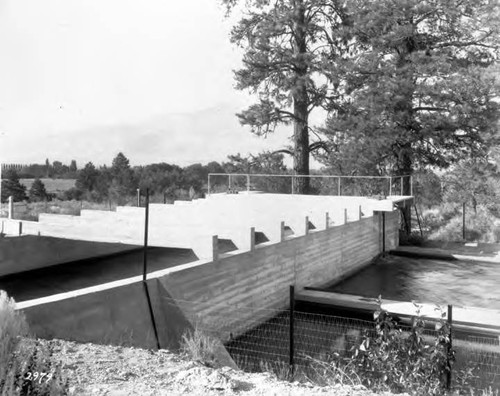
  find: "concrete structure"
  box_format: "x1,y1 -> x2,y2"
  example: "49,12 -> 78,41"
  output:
7,193 -> 403,350
0,235 -> 138,277
2,193 -> 406,263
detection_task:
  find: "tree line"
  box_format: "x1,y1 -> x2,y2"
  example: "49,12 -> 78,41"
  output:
0,151 -> 290,204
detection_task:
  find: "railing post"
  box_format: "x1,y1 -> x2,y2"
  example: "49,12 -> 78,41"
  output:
401,176 -> 404,196
250,227 -> 255,251
289,285 -> 295,377
344,208 -> 348,224
137,188 -> 141,207
212,235 -> 219,262
410,175 -> 413,196
207,174 -> 211,196
291,176 -> 295,195
337,177 -> 341,196
325,212 -> 330,229
389,177 -> 392,196
228,174 -> 232,192
359,205 -> 362,220
247,174 -> 250,192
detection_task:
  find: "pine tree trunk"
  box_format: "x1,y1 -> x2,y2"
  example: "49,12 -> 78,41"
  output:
398,144 -> 413,233
292,0 -> 310,195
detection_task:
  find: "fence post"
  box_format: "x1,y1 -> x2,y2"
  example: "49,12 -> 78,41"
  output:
400,176 -> 404,196
462,203 -> 466,241
337,177 -> 341,196
410,175 -> 413,196
359,205 -> 362,220
247,174 -> 250,192
446,304 -> 453,390
291,176 -> 295,195
8,196 -> 13,219
389,177 -> 392,196
289,285 -> 295,376
207,175 -> 211,196
137,189 -> 140,207
325,212 -> 330,229
344,208 -> 348,224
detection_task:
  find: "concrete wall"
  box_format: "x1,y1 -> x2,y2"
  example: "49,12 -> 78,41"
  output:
15,210 -> 399,349
21,280 -> 158,348
155,211 -> 399,340
0,235 -> 137,277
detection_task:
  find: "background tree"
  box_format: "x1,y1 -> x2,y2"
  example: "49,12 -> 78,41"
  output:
1,169 -> 27,202
28,178 -> 48,202
109,152 -> 136,203
223,0 -> 349,193
442,160 -> 499,214
69,160 -> 77,173
76,162 -> 100,198
223,151 -> 290,193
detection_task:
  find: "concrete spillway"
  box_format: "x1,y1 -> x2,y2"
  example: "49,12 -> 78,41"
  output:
2,192 -> 404,350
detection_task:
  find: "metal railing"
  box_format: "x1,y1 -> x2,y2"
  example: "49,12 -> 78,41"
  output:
207,173 -> 413,197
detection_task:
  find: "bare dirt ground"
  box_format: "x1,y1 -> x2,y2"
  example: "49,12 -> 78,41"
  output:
37,338 -> 401,396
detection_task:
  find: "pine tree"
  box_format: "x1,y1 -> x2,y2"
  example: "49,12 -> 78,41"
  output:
76,162 -> 99,193
1,169 -> 27,202
223,0 -> 349,193
69,160 -> 77,173
29,178 -> 48,202
109,152 -> 135,199
323,0 -> 500,189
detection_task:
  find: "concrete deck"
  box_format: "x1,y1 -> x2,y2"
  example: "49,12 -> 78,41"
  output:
1,193 -> 410,262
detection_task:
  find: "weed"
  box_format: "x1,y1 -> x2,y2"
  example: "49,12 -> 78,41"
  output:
0,291 -> 28,385
180,327 -> 220,368
0,291 -> 69,396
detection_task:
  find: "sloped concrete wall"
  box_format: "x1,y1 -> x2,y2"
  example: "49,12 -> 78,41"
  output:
153,211 -> 398,341
0,235 -> 137,277
21,281 -> 158,348
15,210 -> 400,349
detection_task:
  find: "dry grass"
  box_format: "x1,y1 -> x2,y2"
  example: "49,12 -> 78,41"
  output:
180,327 -> 220,368
20,179 -> 76,194
0,290 -> 28,384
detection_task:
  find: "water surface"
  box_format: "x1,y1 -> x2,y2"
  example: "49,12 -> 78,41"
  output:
327,254 -> 500,310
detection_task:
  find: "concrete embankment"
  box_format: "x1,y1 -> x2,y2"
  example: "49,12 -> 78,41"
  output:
13,208 -> 400,350
0,235 -> 139,277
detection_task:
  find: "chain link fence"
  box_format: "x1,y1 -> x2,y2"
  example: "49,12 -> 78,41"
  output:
158,292 -> 499,394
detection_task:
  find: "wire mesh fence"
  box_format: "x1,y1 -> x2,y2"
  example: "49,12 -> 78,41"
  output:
207,173 -> 412,197
164,292 -> 500,394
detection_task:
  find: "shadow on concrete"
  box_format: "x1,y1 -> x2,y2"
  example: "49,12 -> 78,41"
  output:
0,247 -> 198,303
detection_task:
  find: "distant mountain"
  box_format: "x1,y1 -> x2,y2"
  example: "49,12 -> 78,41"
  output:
2,103 -> 290,167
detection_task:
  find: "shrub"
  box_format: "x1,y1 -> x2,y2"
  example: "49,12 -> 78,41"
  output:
351,301 -> 452,395
0,291 -> 28,385
180,327 -> 220,368
2,340 -> 69,396
0,291 -> 68,396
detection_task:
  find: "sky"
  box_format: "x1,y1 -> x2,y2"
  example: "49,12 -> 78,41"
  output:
0,0 -> 293,167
